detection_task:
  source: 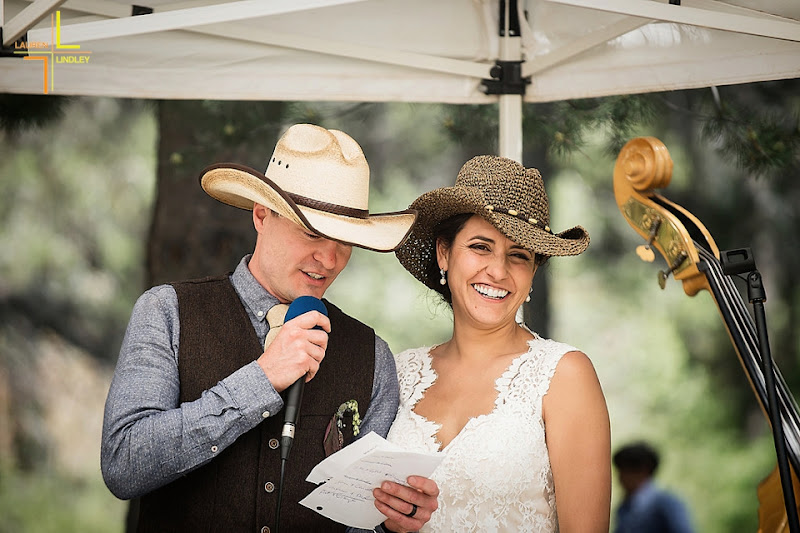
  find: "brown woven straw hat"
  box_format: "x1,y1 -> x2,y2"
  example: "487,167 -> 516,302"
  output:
396,155 -> 590,290
199,124 -> 416,252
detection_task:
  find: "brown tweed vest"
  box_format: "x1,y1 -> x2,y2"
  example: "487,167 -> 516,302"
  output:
137,275 -> 375,533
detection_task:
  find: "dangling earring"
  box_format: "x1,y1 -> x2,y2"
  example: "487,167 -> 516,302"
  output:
439,268 -> 447,286
525,287 -> 532,303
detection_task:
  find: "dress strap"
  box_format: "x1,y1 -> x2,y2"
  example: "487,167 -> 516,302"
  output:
395,346 -> 437,408
496,337 -> 575,411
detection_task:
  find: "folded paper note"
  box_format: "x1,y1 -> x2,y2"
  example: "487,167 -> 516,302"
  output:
300,431 -> 443,528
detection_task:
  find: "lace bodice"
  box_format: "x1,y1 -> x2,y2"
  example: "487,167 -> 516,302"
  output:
386,336 -> 575,532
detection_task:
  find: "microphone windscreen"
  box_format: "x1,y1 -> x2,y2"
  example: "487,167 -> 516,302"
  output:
284,295 -> 328,323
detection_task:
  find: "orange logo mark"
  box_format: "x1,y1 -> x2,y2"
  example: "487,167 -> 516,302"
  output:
22,56 -> 48,94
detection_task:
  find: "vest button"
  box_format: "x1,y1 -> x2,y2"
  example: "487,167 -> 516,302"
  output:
264,481 -> 275,493
261,526 -> 271,533
268,438 -> 279,450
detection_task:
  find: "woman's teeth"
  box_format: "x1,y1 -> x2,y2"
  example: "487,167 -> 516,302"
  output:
473,284 -> 509,299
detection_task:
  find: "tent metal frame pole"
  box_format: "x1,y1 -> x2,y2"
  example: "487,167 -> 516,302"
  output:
496,0 -> 523,164
495,0 -> 525,324
500,83 -> 524,327
2,0 -> 66,46
498,93 -> 522,163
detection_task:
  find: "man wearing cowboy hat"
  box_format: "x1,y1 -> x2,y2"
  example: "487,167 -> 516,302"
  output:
101,124 -> 439,532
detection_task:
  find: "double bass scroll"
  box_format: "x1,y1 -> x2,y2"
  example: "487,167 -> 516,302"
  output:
613,136 -> 718,298
613,136 -> 800,533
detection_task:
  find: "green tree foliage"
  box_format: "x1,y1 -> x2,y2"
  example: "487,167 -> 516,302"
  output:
0,97 -> 153,532
703,80 -> 800,175
0,97 -> 155,360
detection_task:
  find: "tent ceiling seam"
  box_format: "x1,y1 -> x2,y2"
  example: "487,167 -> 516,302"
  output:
23,0 -> 492,79
522,17 -> 648,77
544,0 -> 800,43
27,0 -> 372,44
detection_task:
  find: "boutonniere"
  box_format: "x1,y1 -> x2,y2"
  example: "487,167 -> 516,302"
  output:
323,399 -> 361,457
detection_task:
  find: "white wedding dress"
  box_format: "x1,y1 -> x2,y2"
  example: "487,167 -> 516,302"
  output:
386,335 -> 575,532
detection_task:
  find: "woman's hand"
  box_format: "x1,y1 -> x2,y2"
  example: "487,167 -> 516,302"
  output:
373,475 -> 439,532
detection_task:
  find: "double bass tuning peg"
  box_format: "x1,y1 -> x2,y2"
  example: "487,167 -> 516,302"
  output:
658,251 -> 688,289
635,217 -> 661,263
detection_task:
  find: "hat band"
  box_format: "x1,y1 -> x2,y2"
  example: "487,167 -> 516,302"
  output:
289,193 -> 370,219
485,204 -> 552,234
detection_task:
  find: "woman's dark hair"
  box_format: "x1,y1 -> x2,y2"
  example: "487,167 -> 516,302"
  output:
426,213 -> 472,305
427,213 -> 546,305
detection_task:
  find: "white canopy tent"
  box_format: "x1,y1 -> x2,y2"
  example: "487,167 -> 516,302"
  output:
1,0 -> 800,162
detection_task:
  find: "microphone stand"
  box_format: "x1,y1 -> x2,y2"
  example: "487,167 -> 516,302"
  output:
722,248 -> 800,533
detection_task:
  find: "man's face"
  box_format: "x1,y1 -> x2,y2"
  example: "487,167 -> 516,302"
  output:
249,205 -> 352,303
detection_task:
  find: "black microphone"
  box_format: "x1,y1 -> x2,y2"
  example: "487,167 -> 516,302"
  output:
280,295 -> 328,461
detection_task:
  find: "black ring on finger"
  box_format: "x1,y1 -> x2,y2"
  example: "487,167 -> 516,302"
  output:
404,503 -> 418,518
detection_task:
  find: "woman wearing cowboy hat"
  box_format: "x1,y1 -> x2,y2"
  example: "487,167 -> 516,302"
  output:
379,155 -> 611,532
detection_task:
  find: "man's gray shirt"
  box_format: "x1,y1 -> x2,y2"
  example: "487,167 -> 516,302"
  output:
101,255 -> 399,503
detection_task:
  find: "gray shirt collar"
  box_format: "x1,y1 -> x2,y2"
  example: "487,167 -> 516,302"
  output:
230,254 -> 280,323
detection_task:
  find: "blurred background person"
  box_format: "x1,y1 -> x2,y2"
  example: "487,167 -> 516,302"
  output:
613,441 -> 695,533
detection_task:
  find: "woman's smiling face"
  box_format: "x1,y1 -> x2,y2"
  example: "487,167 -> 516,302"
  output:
437,215 -> 536,328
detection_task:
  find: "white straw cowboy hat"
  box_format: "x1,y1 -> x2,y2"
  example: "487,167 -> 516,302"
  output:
397,155 -> 590,291
200,124 -> 417,252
